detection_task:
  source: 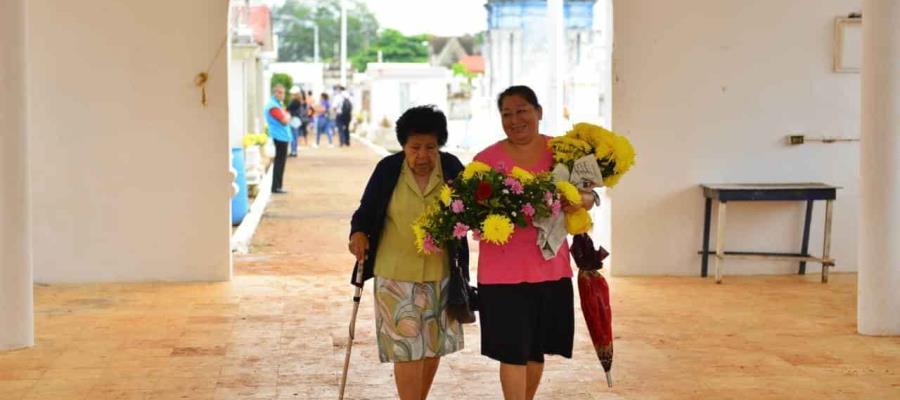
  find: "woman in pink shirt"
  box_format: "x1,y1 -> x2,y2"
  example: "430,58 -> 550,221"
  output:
474,86 -> 595,400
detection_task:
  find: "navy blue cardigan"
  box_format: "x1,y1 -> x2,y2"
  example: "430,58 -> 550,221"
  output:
349,152 -> 470,287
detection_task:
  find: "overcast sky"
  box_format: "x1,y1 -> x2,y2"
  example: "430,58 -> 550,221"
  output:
264,0 -> 488,36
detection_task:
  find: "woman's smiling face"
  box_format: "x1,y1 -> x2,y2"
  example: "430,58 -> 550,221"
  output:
500,94 -> 542,144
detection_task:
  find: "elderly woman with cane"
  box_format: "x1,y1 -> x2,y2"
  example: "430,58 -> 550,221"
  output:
347,105 -> 468,400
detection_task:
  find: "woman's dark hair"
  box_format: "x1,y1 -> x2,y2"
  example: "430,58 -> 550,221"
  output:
395,105 -> 448,147
497,85 -> 542,112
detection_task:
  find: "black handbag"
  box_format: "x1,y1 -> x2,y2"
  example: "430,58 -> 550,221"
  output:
445,242 -> 478,324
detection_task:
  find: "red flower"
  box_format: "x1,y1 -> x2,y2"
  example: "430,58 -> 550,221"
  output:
475,181 -> 493,202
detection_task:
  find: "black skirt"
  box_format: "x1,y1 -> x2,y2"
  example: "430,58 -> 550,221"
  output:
478,277 -> 574,365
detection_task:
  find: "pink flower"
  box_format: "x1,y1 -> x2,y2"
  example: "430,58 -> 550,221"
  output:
551,200 -> 562,216
503,177 -> 524,195
496,161 -> 509,174
452,222 -> 469,239
472,229 -> 482,241
451,199 -> 465,213
423,235 -> 441,254
544,191 -> 555,206
521,203 -> 536,217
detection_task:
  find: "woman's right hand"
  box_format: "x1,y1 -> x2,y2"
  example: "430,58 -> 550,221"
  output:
348,232 -> 369,262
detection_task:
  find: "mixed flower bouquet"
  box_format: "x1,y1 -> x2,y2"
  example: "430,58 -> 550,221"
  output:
412,123 -> 636,255
412,161 -> 579,254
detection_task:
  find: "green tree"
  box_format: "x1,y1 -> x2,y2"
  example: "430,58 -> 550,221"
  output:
472,31 -> 485,48
274,0 -> 378,63
351,29 -> 430,72
452,62 -> 476,80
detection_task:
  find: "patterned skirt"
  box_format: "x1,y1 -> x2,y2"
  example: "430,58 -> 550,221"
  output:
373,276 -> 464,363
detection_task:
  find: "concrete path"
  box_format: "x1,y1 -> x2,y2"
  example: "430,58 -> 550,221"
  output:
0,143 -> 897,399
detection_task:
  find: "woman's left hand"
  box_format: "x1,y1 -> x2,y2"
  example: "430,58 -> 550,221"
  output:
561,198 -> 583,214
562,191 -> 596,213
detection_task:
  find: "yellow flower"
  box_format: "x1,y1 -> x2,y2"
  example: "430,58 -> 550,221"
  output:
481,214 -> 514,245
565,208 -> 593,235
509,166 -> 535,183
555,181 -> 581,205
439,184 -> 453,206
242,133 -> 267,148
462,161 -> 492,179
611,135 -> 636,174
412,223 -> 427,253
412,203 -> 441,253
604,174 -> 623,188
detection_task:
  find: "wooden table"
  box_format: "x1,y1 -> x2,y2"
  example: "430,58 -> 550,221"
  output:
699,183 -> 839,283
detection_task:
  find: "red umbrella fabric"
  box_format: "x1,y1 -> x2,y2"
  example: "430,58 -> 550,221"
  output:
571,233 -> 614,387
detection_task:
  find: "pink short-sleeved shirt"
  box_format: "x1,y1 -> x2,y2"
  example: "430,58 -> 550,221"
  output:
474,136 -> 572,285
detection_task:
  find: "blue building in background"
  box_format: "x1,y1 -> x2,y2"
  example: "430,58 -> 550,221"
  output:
486,0 -> 595,30
483,0 -> 611,126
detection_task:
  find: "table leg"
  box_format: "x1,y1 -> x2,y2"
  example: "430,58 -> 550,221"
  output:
799,200 -> 814,275
702,198 -> 712,277
822,199 -> 834,283
715,201 -> 727,284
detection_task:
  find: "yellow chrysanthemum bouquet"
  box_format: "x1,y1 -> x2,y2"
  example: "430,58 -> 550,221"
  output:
242,133 -> 268,148
548,123 -> 636,234
550,122 -> 636,188
412,161 -> 567,254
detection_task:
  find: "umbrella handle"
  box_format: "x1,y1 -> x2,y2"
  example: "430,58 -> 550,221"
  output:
339,261 -> 365,400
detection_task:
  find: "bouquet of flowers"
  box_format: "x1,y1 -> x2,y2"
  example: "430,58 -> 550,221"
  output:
549,122 -> 636,188
242,133 -> 268,148
412,161 -> 568,254
547,123 -> 637,234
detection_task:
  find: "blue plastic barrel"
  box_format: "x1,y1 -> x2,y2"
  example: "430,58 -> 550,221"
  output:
231,147 -> 249,225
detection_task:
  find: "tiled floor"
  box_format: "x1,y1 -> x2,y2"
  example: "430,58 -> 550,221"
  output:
1,143 -> 898,399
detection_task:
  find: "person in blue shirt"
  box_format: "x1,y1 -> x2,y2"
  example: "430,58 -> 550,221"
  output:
264,84 -> 292,194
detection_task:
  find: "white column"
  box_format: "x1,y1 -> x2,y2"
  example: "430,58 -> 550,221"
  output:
313,24 -> 320,65
340,0 -> 348,87
0,0 -> 34,351
859,0 -> 900,335
546,0 -> 565,135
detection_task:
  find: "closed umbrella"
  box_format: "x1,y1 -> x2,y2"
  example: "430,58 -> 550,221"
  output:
571,233 -> 614,387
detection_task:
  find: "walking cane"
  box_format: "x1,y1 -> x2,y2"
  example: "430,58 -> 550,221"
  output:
338,260 -> 365,400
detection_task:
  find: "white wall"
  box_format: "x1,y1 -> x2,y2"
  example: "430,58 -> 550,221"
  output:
858,0 -> 900,335
1,0 -> 34,350
612,0 -> 861,276
229,57 -> 249,148
367,63 -> 450,132
27,0 -> 232,282
268,61 -> 325,94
